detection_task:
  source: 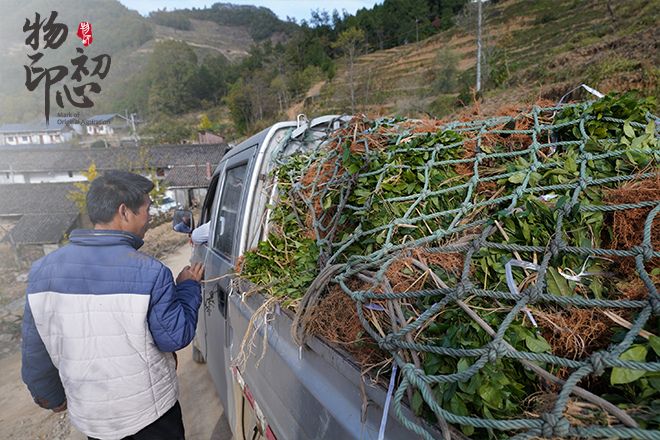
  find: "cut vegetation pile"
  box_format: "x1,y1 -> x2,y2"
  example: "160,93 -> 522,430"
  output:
239,93 -> 659,439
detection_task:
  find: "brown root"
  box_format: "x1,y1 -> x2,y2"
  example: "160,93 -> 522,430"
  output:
535,307 -> 611,360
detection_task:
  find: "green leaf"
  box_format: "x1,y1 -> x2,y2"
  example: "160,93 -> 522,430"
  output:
457,358 -> 470,373
649,335 -> 660,357
645,120 -> 656,136
449,395 -> 469,417
461,425 -> 475,437
546,267 -> 571,296
478,384 -> 503,408
525,335 -> 552,353
411,390 -> 424,415
589,276 -> 603,299
623,121 -> 635,138
508,172 -> 525,184
611,345 -> 648,385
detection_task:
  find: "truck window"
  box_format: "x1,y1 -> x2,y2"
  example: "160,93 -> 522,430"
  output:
213,164 -> 248,259
200,174 -> 220,224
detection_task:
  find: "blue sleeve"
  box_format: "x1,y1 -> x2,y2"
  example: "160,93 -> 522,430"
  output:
21,298 -> 66,410
147,265 -> 202,352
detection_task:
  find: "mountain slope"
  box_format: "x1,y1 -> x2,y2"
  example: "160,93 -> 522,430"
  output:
0,0 -> 285,123
307,0 -> 658,117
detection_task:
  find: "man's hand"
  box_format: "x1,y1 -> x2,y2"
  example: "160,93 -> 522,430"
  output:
176,262 -> 204,283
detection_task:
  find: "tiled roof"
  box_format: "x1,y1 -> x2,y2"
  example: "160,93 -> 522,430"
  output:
0,120 -> 71,133
0,144 -> 228,173
0,183 -> 77,216
164,165 -> 214,188
0,183 -> 79,245
6,213 -> 78,245
86,113 -> 126,123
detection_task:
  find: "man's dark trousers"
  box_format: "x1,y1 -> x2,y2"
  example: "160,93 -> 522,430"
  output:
87,401 -> 185,440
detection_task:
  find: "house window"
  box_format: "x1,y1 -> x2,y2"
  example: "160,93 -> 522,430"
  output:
6,136 -> 15,143
68,171 -> 73,178
21,136 -> 29,142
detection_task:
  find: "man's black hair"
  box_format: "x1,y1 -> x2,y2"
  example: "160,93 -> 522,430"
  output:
86,171 -> 154,224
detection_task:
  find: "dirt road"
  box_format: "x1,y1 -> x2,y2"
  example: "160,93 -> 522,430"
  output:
0,243 -> 231,440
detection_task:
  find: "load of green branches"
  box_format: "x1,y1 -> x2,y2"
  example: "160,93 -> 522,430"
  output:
239,93 -> 659,439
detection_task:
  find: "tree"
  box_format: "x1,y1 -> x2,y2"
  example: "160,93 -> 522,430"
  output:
68,163 -> 98,217
333,27 -> 366,113
146,41 -> 199,115
226,79 -> 253,134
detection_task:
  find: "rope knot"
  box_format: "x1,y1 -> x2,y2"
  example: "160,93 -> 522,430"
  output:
550,236 -> 566,258
541,413 -> 570,438
455,281 -> 473,298
637,244 -> 654,261
588,351 -> 610,376
379,334 -> 397,350
487,341 -> 508,363
514,187 -> 525,199
461,202 -> 473,215
401,362 -> 420,378
470,237 -> 483,253
526,285 -> 543,304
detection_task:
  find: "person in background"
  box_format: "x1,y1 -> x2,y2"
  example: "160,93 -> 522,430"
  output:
21,171 -> 204,440
191,221 -> 210,245
173,213 -> 192,233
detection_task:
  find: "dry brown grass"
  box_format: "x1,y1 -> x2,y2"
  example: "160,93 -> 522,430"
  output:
604,173 -> 660,273
535,307 -> 611,360
307,284 -> 388,367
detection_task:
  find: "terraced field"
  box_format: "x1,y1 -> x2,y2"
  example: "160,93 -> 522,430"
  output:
308,0 -> 658,118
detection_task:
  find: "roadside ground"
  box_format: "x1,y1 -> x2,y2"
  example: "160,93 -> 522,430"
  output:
0,239 -> 230,439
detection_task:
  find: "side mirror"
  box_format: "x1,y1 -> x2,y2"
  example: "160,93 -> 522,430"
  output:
172,210 -> 194,234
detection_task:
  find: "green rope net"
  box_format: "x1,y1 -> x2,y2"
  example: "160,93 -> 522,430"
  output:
240,95 -> 659,439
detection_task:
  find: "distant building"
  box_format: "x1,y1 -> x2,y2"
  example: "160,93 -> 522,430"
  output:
84,113 -> 131,136
0,183 -> 80,261
198,131 -> 225,144
0,143 -> 227,186
0,120 -> 76,146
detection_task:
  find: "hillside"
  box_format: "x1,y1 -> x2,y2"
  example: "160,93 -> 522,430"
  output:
307,0 -> 658,118
0,0 -> 285,123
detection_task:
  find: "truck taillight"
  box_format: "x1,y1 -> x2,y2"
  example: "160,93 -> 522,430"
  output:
232,366 -> 278,440
265,425 -> 277,440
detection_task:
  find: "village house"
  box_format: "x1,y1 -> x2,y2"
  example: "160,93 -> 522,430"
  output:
0,120 -> 76,146
84,113 -> 133,137
0,143 -> 228,261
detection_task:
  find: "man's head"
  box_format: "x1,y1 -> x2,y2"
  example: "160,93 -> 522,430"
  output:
87,171 -> 154,238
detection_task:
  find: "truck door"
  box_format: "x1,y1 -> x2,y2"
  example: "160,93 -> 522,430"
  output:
192,172 -> 221,360
203,145 -> 255,417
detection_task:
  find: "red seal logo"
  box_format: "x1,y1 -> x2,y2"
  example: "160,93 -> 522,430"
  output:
76,22 -> 93,46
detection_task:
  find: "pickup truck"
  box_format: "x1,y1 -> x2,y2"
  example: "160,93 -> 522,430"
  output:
178,116 -> 444,440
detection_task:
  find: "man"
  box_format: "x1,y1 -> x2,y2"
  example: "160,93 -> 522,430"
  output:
21,171 -> 204,440
173,213 -> 192,233
191,221 -> 210,245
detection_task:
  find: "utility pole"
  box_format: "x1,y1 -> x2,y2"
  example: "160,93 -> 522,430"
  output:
476,0 -> 483,94
415,18 -> 419,43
